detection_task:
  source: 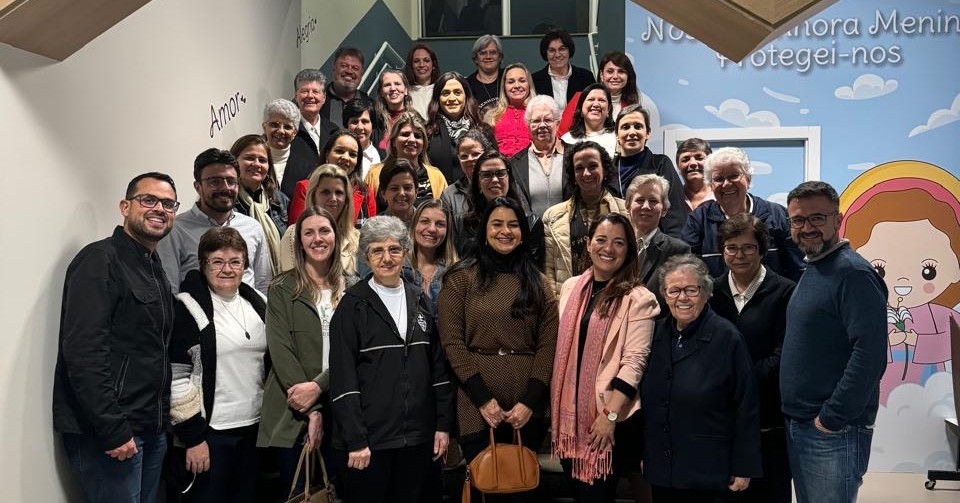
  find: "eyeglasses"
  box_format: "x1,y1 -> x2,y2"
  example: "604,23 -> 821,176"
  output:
477,49 -> 500,57
665,285 -> 702,299
547,47 -> 569,55
479,169 -> 509,181
202,176 -> 239,188
368,245 -> 405,260
206,259 -> 244,271
789,212 -> 838,229
531,117 -> 555,127
127,194 -> 180,212
265,121 -> 296,132
711,172 -> 743,185
722,244 -> 759,256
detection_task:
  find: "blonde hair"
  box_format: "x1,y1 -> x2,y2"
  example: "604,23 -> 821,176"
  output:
489,63 -> 536,124
305,164 -> 359,273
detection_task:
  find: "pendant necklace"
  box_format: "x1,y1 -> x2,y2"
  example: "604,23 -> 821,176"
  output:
215,294 -> 250,339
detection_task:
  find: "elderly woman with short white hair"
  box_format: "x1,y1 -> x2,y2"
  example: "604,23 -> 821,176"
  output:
330,215 -> 453,503
680,147 -> 804,281
261,99 -> 301,187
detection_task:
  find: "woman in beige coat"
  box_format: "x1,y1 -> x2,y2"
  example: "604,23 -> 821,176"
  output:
551,212 -> 659,502
543,141 -> 628,295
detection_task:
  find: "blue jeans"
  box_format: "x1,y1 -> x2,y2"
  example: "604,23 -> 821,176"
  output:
785,418 -> 873,503
62,432 -> 167,503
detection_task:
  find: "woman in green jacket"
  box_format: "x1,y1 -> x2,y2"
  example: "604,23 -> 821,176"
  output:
257,206 -> 352,497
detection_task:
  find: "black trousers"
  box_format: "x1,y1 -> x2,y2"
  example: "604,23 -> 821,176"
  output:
459,420 -> 549,503
651,485 -> 726,503
337,443 -> 434,503
729,428 -> 792,503
184,424 -> 258,503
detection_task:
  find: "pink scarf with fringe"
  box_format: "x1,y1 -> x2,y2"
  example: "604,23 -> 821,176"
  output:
551,268 -> 614,483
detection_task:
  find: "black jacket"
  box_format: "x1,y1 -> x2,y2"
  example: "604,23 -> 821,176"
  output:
641,307 -> 762,490
53,226 -> 175,450
638,230 -> 691,315
427,123 -> 462,185
235,187 -> 291,237
531,64 -> 596,104
280,118 -> 341,198
320,82 -> 369,127
169,270 -> 268,447
330,280 -> 454,452
611,148 -> 687,239
710,268 -> 795,430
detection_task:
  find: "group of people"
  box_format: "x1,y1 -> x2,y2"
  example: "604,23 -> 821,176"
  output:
53,31 -> 889,503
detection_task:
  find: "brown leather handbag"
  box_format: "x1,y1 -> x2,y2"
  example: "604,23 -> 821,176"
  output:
462,427 -> 540,502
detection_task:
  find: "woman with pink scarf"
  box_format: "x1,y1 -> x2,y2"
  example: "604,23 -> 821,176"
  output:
551,213 -> 659,501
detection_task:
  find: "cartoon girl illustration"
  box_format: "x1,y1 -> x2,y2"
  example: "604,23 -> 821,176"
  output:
840,161 -> 960,406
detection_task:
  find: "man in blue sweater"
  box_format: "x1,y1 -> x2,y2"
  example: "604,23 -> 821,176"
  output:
781,181 -> 887,503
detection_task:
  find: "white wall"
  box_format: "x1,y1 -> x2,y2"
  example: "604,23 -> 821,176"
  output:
0,0 -> 301,500
300,0 -> 376,68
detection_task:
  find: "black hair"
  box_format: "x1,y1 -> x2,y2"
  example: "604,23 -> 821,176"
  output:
568,83 -> 615,138
787,181 -> 840,208
675,137 -> 713,165
717,213 -> 771,256
193,148 -> 239,182
126,172 -> 177,199
562,140 -> 614,201
465,150 -> 523,226
333,46 -> 365,67
450,197 -> 546,318
539,29 -> 576,60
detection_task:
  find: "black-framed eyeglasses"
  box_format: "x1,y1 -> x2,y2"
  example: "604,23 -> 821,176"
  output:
722,244 -> 759,256
789,212 -> 838,229
479,169 -> 509,181
711,172 -> 743,185
665,285 -> 702,299
127,194 -> 180,212
202,176 -> 239,189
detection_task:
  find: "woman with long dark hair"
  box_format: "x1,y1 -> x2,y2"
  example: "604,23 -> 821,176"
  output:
425,71 -> 488,183
230,134 -> 288,275
558,51 -> 640,137
438,196 -> 558,502
560,83 -> 617,159
405,43 -> 441,119
551,213 -> 659,502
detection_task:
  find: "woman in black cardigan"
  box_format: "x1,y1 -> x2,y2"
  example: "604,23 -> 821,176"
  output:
641,254 -> 761,503
709,213 -> 796,503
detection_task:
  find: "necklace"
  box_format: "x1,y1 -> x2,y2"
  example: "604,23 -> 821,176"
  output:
214,294 -> 250,339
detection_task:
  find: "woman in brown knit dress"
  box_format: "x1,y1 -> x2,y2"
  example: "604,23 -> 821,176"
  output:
438,196 -> 558,501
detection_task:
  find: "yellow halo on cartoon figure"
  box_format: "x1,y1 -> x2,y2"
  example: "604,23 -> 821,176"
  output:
839,160 -> 960,214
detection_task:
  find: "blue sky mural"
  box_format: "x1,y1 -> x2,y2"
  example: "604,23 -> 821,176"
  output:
625,0 -> 960,200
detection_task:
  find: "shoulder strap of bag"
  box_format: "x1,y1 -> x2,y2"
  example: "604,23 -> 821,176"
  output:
288,444 -> 309,499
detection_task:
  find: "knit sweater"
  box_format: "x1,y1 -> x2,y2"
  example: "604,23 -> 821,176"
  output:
437,266 -> 558,437
780,242 -> 888,431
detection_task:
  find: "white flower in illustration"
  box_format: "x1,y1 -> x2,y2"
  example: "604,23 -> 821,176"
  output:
704,99 -> 781,127
834,74 -> 898,100
909,93 -> 960,138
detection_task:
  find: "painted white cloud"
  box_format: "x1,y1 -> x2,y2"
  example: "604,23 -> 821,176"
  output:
626,36 -> 636,43
799,108 -> 810,115
870,372 -> 956,471
834,73 -> 899,100
751,161 -> 773,175
767,192 -> 788,207
640,92 -> 664,154
762,86 -> 801,103
704,99 -> 781,127
847,162 -> 876,171
908,92 -> 960,138
662,123 -> 690,131
678,78 -> 689,86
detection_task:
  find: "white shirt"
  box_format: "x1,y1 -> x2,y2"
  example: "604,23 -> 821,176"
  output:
270,146 -> 291,187
209,290 -> 267,430
561,130 -> 618,159
409,84 -> 434,120
369,278 -> 407,340
301,118 -> 321,154
315,289 -> 334,370
361,143 -> 381,181
548,65 -> 572,113
729,266 -> 766,313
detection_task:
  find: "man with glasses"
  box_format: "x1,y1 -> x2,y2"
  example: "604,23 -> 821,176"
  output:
158,148 -> 272,294
511,95 -> 566,217
681,146 -> 804,281
54,172 -> 179,503
781,181 -> 887,503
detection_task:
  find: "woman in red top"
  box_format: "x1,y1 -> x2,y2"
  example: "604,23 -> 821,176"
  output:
288,130 -> 375,228
558,52 -> 640,137
485,63 -> 536,158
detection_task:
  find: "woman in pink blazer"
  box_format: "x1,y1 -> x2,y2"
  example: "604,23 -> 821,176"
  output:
551,212 -> 659,502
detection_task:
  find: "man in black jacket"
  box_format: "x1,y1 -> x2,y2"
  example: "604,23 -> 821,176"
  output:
53,172 -> 179,503
280,68 -> 341,198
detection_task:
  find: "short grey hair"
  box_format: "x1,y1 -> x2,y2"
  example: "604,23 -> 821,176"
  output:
359,215 -> 413,256
625,174 -> 671,211
657,253 -> 714,298
293,69 -> 327,92
263,99 -> 301,124
704,146 -> 752,184
471,34 -> 502,60
524,95 -> 561,123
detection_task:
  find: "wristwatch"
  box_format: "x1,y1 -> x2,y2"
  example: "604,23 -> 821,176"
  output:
602,408 -> 618,422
